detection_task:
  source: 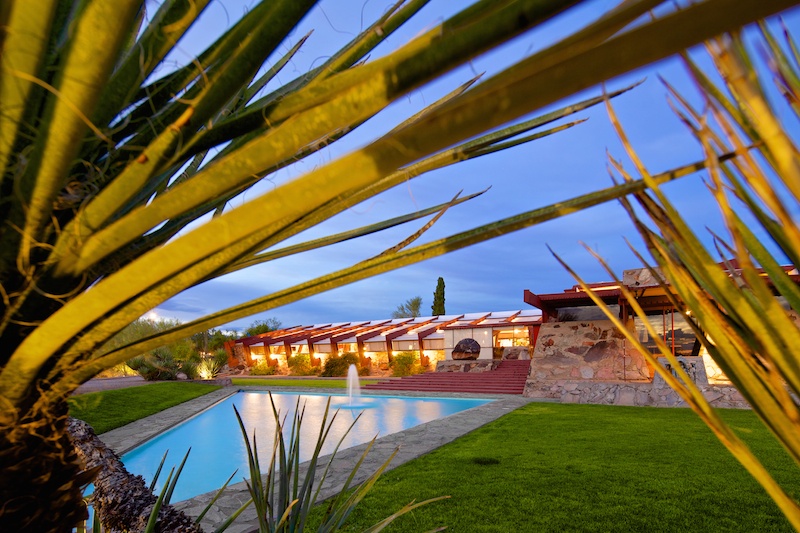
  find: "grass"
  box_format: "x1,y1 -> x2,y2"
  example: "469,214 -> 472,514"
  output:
309,403 -> 800,532
66,384 -> 800,531
68,382 -> 221,433
231,378 -> 380,388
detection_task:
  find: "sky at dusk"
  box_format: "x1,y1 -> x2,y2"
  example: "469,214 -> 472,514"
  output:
147,1 -> 800,332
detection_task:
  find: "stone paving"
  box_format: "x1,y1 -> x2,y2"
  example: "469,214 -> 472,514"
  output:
98,385 -> 546,533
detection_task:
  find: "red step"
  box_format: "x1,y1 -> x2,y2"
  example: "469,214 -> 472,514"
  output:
364,359 -> 530,395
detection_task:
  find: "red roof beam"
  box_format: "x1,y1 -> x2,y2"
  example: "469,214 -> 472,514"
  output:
356,319 -> 413,342
413,315 -> 463,339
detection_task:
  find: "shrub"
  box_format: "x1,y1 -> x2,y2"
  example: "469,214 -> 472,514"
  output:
250,360 -> 276,376
197,357 -> 225,380
321,353 -> 360,377
181,359 -> 200,380
127,348 -> 181,381
390,352 -> 423,377
288,354 -> 318,376
213,349 -> 230,367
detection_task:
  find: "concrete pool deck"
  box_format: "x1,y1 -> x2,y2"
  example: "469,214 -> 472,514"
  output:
98,385 -> 549,533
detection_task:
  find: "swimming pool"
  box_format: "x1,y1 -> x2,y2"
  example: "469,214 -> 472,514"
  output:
121,391 -> 492,502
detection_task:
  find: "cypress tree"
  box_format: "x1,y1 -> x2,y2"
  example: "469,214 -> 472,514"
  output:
432,277 -> 446,315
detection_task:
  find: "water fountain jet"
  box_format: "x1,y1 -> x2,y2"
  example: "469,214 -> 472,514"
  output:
347,364 -> 361,406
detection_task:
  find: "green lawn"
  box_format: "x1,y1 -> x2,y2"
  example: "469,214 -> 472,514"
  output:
231,378 -> 379,388
68,382 -> 221,433
309,403 -> 800,532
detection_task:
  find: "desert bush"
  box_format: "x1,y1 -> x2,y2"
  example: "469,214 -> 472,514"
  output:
288,354 -> 318,376
213,349 -> 230,367
390,352 -> 423,377
197,353 -> 228,380
181,358 -> 200,380
126,348 -> 202,380
321,353 -> 360,377
127,348 -> 180,381
250,360 -> 277,376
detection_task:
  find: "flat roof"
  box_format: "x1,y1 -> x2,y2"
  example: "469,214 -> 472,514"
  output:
235,310 -> 542,346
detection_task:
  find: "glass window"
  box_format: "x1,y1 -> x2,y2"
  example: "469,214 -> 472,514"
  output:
492,328 -> 530,347
633,309 -> 696,356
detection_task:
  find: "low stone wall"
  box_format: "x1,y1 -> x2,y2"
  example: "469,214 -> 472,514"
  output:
525,354 -> 749,408
436,360 -> 500,373
186,377 -> 232,387
525,380 -> 748,408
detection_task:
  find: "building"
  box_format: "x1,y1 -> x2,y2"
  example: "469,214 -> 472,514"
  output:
228,262 -> 798,408
229,310 -> 541,373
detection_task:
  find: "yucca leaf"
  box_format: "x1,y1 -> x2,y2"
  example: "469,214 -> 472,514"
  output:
145,468 -> 175,533
359,496 -> 451,533
6,0 -> 141,269
194,469 -> 241,524
163,447 -> 191,505
92,0 -> 212,127
149,450 -> 169,493
224,189 -> 489,275
67,0 -> 780,282
0,0 -> 58,184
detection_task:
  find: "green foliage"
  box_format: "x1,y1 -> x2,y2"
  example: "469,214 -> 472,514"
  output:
67,383 -> 221,434
127,348 -> 178,381
235,394 -> 443,533
214,349 -> 230,367
244,318 -> 282,338
288,353 -> 318,376
197,357 -> 225,380
126,347 -> 200,381
432,277 -> 446,315
390,352 -> 423,377
320,353 -> 361,377
391,296 -> 423,318
250,360 -> 277,376
318,403 -> 800,532
191,329 -> 235,354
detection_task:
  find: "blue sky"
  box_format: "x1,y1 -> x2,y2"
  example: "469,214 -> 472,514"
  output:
149,1 -> 800,331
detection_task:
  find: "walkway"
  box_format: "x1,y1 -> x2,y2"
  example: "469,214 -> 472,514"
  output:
97,385 -> 543,533
74,375 -> 150,394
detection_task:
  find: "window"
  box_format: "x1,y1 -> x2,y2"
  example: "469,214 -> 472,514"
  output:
492,328 -> 530,347
634,309 -> 697,356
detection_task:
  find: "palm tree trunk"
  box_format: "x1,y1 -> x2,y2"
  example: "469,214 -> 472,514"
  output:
67,417 -> 202,533
0,400 -> 88,532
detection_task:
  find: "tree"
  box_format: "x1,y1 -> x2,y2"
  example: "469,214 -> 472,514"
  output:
432,277 -> 446,315
0,0 -> 789,530
244,318 -> 282,337
392,296 -> 423,318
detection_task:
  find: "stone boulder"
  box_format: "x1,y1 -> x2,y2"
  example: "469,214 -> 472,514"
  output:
502,346 -> 530,360
452,338 -> 481,360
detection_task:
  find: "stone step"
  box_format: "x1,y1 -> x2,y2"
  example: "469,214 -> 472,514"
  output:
364,359 -> 530,395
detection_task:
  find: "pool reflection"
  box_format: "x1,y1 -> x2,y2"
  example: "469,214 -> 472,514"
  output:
121,392 -> 490,502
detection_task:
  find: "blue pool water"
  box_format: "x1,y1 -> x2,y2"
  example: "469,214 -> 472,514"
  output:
121,391 -> 491,502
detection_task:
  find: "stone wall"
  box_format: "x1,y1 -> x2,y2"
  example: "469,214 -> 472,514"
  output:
530,320 -> 651,382
436,360 -> 500,373
525,354 -> 749,408
525,379 -> 748,408
525,319 -> 748,408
